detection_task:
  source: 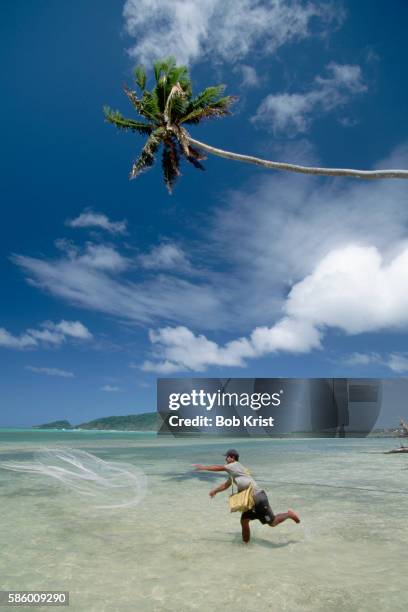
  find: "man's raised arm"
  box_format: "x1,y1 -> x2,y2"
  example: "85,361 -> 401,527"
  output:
192,464 -> 226,472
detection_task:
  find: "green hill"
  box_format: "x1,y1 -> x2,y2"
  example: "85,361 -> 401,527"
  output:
34,420 -> 73,429
34,412 -> 157,431
76,412 -> 157,431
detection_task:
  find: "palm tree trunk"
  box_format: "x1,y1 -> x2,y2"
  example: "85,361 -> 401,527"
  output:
187,136 -> 408,180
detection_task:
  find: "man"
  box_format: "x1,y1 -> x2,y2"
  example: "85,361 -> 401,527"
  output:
193,448 -> 300,543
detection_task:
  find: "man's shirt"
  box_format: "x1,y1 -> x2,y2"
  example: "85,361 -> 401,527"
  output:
223,461 -> 261,493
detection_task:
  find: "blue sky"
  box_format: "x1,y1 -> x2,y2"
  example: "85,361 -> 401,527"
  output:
1,0 -> 408,426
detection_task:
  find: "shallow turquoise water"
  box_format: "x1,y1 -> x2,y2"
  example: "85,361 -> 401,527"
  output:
0,431 -> 407,611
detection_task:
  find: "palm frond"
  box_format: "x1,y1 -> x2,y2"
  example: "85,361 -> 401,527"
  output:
123,86 -> 160,123
171,125 -> 190,157
129,129 -> 163,180
134,66 -> 147,91
154,78 -> 167,113
186,155 -> 206,171
178,77 -> 192,98
168,65 -> 190,86
188,145 -> 207,161
180,98 -> 235,124
153,57 -> 177,83
185,144 -> 206,170
140,90 -> 161,121
123,86 -> 144,113
170,94 -> 189,122
186,85 -> 226,110
180,85 -> 236,124
103,107 -> 152,135
161,139 -> 181,193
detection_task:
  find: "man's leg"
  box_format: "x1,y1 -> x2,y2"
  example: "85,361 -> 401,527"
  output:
240,517 -> 251,543
269,509 -> 300,527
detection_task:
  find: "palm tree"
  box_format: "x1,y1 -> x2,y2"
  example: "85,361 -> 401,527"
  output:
104,57 -> 234,192
104,57 -> 408,192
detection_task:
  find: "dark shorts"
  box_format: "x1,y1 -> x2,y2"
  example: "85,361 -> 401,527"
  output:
241,490 -> 275,525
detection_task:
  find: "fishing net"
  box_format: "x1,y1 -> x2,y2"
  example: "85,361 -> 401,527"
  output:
1,448 -> 148,509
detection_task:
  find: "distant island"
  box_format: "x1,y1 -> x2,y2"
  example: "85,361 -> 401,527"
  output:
35,420 -> 73,430
33,412 -> 157,431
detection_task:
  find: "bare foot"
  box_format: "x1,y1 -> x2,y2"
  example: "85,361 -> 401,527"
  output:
288,509 -> 300,523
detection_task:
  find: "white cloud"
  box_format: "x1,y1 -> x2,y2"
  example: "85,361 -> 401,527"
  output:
0,320 -> 92,350
25,366 -> 75,378
316,63 -> 366,94
342,352 -> 382,366
145,325 -> 255,371
101,384 -> 122,392
237,65 -> 260,88
0,329 -> 37,349
80,244 -> 130,272
142,243 -> 408,372
250,318 -> 322,353
142,329 -> 242,372
342,351 -> 408,374
26,328 -> 64,345
138,243 -> 190,271
123,0 -> 342,65
386,354 -> 408,373
67,210 -> 127,235
13,243 -> 227,330
254,93 -> 311,135
252,62 -> 366,135
142,319 -> 321,373
55,241 -> 130,273
51,320 -> 92,340
285,244 -> 408,334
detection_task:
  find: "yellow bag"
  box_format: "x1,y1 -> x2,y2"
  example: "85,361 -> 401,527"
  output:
229,485 -> 254,513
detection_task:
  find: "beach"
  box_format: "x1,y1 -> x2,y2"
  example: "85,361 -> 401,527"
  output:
1,430 -> 407,611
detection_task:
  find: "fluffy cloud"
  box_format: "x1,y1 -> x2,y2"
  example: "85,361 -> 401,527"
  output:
143,243 -> 408,372
142,318 -> 321,373
387,354 -> 408,373
0,329 -> 37,349
25,366 -> 75,378
342,352 -> 382,367
285,244 -> 408,333
66,210 -> 127,235
55,240 -> 130,272
138,243 -> 190,271
252,62 -> 366,135
52,320 -> 92,339
123,0 -> 342,65
342,351 -> 408,373
144,326 -> 255,371
0,320 -> 92,350
236,65 -> 260,88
